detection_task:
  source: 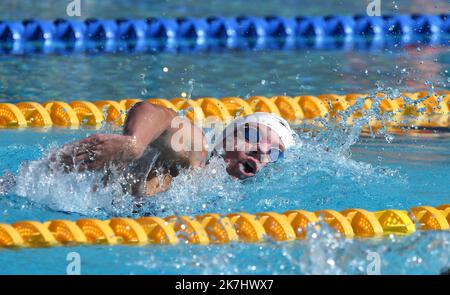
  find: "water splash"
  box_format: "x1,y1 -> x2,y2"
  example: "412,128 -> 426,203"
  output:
0,173 -> 15,196
14,148 -> 136,217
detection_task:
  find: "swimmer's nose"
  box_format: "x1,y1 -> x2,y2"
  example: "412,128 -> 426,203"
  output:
246,140 -> 272,163
257,140 -> 272,154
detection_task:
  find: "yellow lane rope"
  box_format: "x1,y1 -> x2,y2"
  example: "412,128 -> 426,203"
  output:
1,204 -> 449,248
0,92 -> 448,129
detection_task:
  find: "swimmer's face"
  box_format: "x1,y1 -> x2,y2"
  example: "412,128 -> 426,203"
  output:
220,123 -> 285,179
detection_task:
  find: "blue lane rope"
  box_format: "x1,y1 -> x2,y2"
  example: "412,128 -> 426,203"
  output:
0,15 -> 448,55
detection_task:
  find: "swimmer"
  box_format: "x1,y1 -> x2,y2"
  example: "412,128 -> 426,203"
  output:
54,102 -> 296,196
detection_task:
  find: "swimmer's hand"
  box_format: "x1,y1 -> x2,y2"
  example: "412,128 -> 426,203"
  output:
55,134 -> 141,171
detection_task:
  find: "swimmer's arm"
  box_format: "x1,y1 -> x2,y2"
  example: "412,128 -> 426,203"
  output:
123,101 -> 179,158
129,102 -> 209,196
56,101 -> 207,171
125,102 -> 208,166
58,102 -> 177,169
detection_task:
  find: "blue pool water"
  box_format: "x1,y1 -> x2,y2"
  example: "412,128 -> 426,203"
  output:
1,123 -> 449,274
1,0 -> 450,274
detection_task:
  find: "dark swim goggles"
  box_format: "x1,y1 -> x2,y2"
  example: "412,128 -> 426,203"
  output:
242,125 -> 284,163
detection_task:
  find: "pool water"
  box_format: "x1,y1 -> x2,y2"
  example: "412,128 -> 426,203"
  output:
1,0 -> 450,275
1,118 -> 449,274
1,45 -> 449,102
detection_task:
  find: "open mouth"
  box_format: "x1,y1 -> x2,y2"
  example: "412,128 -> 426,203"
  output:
237,163 -> 254,178
237,158 -> 258,178
244,161 -> 256,173
242,161 -> 255,173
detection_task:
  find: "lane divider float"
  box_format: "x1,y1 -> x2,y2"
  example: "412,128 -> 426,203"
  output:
0,204 -> 449,248
0,15 -> 449,55
0,91 -> 448,130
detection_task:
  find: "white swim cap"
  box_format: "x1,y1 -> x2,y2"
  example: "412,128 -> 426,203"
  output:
214,112 -> 296,151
